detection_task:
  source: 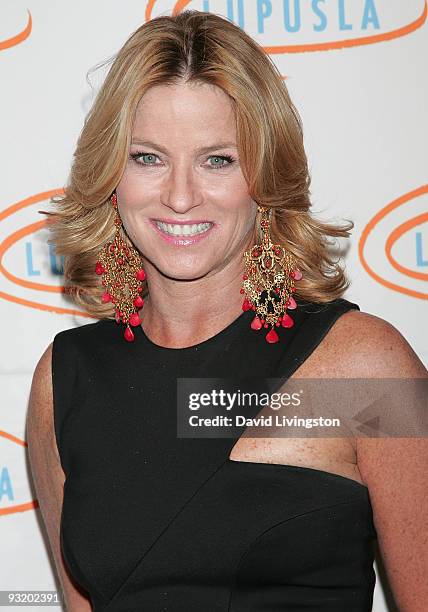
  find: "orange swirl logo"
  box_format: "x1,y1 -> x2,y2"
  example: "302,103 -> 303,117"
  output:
146,1 -> 427,53
0,191 -> 93,317
0,9 -> 32,52
359,185 -> 428,300
0,431 -> 37,516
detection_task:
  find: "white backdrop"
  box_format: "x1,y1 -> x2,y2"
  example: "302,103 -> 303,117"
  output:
1,1 -> 427,610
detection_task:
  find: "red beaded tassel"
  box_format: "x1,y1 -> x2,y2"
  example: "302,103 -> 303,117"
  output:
240,206 -> 302,344
95,193 -> 146,342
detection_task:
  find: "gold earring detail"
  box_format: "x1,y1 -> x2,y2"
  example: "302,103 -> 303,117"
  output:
240,205 -> 302,344
95,192 -> 146,342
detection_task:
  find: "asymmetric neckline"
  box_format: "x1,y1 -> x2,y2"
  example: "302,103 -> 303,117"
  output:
133,297 -> 369,491
226,458 -> 368,490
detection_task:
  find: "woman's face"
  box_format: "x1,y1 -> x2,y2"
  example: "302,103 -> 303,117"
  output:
116,81 -> 257,282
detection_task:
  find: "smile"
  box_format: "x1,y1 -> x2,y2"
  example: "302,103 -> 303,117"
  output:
155,221 -> 213,236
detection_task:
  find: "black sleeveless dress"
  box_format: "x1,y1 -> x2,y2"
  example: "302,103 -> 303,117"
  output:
52,297 -> 377,611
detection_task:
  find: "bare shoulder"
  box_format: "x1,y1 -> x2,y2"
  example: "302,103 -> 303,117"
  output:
325,310 -> 428,608
28,342 -> 55,444
317,308 -> 427,378
32,341 -> 53,383
27,341 -> 61,491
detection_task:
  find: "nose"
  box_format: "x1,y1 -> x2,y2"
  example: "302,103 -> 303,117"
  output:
160,162 -> 203,214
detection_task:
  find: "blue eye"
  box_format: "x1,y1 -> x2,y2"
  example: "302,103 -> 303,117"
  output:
207,155 -> 235,169
130,152 -> 159,165
129,151 -> 236,169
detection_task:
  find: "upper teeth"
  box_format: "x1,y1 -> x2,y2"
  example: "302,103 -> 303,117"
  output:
156,221 -> 212,236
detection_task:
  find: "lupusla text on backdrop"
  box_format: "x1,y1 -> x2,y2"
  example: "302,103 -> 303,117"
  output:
149,1 -> 427,47
202,0 -> 380,31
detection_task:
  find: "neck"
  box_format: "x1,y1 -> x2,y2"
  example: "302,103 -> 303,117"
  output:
139,254 -> 247,349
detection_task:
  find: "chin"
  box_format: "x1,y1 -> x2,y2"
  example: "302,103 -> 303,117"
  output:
150,259 -> 211,282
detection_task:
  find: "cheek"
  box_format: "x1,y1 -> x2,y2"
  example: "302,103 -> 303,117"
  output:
116,172 -> 135,204
229,195 -> 257,226
116,171 -> 151,210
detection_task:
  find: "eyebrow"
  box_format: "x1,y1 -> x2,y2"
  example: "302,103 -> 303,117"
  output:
130,139 -> 238,155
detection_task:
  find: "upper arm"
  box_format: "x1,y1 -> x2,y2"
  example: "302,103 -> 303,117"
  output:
357,436 -> 428,612
338,311 -> 428,611
27,342 -> 92,612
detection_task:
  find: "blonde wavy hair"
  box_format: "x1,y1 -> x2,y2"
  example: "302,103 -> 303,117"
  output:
47,9 -> 354,318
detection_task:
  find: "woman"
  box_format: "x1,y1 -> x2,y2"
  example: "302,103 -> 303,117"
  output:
27,10 -> 427,612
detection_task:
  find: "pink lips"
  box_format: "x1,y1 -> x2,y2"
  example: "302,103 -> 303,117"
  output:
149,219 -> 214,246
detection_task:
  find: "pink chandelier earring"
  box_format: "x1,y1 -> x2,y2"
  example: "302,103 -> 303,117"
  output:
94,192 -> 146,342
240,205 -> 302,344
